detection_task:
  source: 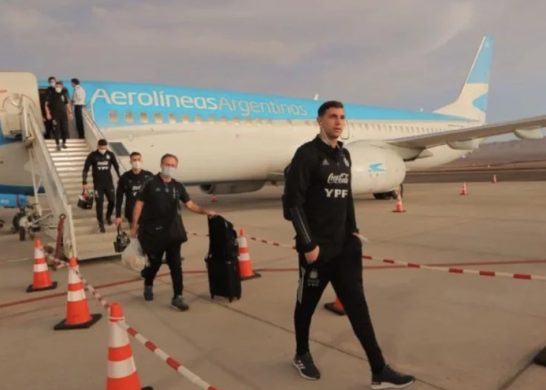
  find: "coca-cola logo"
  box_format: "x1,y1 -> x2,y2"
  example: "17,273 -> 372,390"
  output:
327,173 -> 349,184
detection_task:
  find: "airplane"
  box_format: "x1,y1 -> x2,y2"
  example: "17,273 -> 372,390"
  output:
1,35 -> 545,206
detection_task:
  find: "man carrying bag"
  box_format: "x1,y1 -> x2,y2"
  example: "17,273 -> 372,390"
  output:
130,153 -> 215,311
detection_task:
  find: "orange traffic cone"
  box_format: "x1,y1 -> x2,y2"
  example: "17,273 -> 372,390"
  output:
460,182 -> 469,196
492,175 -> 497,184
27,239 -> 58,292
54,257 -> 102,330
238,228 -> 261,280
392,194 -> 406,213
106,303 -> 151,390
324,296 -> 346,316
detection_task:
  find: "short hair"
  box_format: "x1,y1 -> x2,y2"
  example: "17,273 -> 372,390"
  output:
129,152 -> 141,159
98,139 -> 108,146
71,78 -> 80,85
317,100 -> 344,117
48,76 -> 56,82
55,81 -> 63,86
160,153 -> 178,164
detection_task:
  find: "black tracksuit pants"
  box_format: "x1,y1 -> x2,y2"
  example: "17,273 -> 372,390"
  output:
294,235 -> 386,374
94,186 -> 115,225
52,114 -> 69,145
142,241 -> 183,298
74,105 -> 84,139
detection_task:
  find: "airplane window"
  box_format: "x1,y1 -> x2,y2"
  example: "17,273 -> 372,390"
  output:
232,117 -> 240,124
220,116 -> 228,124
168,113 -> 177,124
244,118 -> 252,125
182,114 -> 190,124
125,112 -> 134,123
154,113 -> 163,124
208,115 -> 215,123
140,112 -> 148,123
109,111 -> 118,123
194,114 -> 202,123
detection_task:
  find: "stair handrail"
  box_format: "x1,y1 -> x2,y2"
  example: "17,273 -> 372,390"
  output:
20,97 -> 78,258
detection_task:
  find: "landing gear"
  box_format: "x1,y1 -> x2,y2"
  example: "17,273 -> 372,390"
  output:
373,190 -> 398,200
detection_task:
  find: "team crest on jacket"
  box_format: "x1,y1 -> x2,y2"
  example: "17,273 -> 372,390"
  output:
106,154 -> 110,160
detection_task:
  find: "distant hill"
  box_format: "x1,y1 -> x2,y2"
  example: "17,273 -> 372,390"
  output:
446,138 -> 546,167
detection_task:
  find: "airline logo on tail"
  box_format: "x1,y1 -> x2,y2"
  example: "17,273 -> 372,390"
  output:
435,36 -> 493,124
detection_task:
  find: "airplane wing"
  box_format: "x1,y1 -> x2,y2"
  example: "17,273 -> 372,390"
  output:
389,115 -> 546,149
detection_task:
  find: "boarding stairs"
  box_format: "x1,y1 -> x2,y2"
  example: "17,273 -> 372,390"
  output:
45,138 -> 120,260
0,72 -> 123,260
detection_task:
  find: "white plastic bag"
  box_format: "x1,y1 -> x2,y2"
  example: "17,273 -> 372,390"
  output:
121,239 -> 147,272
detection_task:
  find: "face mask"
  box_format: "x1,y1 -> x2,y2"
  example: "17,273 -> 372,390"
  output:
55,87 -> 62,93
50,81 -> 56,87
98,149 -> 107,155
161,166 -> 176,177
131,161 -> 142,170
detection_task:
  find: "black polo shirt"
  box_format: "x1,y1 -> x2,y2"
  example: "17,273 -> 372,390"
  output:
136,174 -> 190,229
47,91 -> 69,118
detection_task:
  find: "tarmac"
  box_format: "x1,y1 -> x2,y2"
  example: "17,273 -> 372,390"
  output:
1,179 -> 545,389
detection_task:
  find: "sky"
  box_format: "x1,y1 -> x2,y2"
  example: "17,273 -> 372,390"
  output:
2,0 -> 546,137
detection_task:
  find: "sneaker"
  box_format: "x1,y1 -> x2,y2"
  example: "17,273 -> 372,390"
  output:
62,143 -> 67,149
371,365 -> 415,389
171,295 -> 189,311
292,352 -> 320,380
143,285 -> 154,301
56,144 -> 61,151
98,224 -> 105,233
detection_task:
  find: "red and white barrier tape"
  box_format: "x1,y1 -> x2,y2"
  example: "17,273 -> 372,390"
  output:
361,255 -> 546,281
55,258 -> 218,389
118,321 -> 218,390
188,231 -> 546,282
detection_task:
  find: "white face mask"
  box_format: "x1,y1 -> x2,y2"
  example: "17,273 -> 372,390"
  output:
98,149 -> 107,155
161,166 -> 176,177
131,161 -> 142,170
55,87 -> 62,93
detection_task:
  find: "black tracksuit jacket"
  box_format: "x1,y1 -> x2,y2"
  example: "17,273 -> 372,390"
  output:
82,150 -> 120,189
284,136 -> 358,254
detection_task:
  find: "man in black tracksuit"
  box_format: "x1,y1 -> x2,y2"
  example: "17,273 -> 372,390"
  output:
284,101 -> 414,389
45,81 -> 71,151
82,139 -> 120,232
115,152 -> 153,225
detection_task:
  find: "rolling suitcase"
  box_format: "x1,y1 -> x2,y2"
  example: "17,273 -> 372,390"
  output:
205,215 -> 241,302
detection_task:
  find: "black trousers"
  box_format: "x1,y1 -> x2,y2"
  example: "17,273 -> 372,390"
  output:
52,114 -> 69,145
94,187 -> 115,225
142,241 -> 183,298
74,105 -> 84,139
294,236 -> 386,374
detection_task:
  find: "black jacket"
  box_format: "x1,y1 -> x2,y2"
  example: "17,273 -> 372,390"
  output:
82,150 -> 120,188
115,169 -> 154,218
284,136 -> 358,253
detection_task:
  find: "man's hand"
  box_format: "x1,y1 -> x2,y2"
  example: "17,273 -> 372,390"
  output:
46,113 -> 52,121
352,232 -> 369,244
129,227 -> 137,239
82,183 -> 90,191
115,217 -> 123,226
304,245 -> 320,264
